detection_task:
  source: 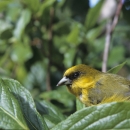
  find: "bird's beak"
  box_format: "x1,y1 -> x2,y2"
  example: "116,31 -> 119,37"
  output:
57,77 -> 72,86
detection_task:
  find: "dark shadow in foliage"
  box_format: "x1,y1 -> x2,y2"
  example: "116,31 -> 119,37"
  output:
64,0 -> 90,22
35,100 -> 66,124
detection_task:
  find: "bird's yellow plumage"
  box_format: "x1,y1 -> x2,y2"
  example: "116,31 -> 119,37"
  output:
57,64 -> 130,106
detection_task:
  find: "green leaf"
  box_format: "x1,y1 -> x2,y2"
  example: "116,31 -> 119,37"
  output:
67,23 -> 81,45
64,49 -> 76,68
0,20 -> 13,34
108,46 -> 125,67
76,99 -> 85,111
0,78 -> 28,130
85,0 -> 104,30
37,0 -> 56,17
36,100 -> 66,129
24,62 -> 47,90
107,61 -> 126,74
23,0 -> 40,12
86,24 -> 104,43
52,102 -> 130,130
0,19 -> 13,39
11,42 -> 32,63
2,78 -> 48,130
0,0 -> 13,11
13,9 -> 31,40
40,87 -> 75,108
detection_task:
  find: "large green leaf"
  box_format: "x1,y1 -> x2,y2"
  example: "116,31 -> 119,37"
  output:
1,78 -> 48,130
0,78 -> 28,130
107,61 -> 126,74
52,102 -> 130,130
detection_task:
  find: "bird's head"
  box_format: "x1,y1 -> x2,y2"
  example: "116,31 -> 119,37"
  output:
57,64 -> 101,89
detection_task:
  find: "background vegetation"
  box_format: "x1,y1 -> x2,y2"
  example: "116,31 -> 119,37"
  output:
0,0 -> 130,129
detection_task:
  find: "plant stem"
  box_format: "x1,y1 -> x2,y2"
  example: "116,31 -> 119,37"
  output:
102,0 -> 123,72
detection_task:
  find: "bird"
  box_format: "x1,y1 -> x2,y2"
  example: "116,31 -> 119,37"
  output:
57,64 -> 130,106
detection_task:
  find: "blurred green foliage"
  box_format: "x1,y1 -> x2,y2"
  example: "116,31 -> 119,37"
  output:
0,0 -> 130,116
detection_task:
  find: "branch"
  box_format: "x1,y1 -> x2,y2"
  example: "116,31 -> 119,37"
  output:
102,0 -> 123,72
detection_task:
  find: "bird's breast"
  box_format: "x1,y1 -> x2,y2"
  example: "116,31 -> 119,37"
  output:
67,85 -> 82,97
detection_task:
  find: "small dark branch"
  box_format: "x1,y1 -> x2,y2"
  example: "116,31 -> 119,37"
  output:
102,0 -> 123,72
46,7 -> 54,91
11,63 -> 18,79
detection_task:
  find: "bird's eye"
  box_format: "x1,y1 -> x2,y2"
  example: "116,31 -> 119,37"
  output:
73,72 -> 80,78
67,72 -> 80,80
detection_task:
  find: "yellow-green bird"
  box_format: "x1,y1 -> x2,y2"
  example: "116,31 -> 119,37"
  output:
57,64 -> 130,106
